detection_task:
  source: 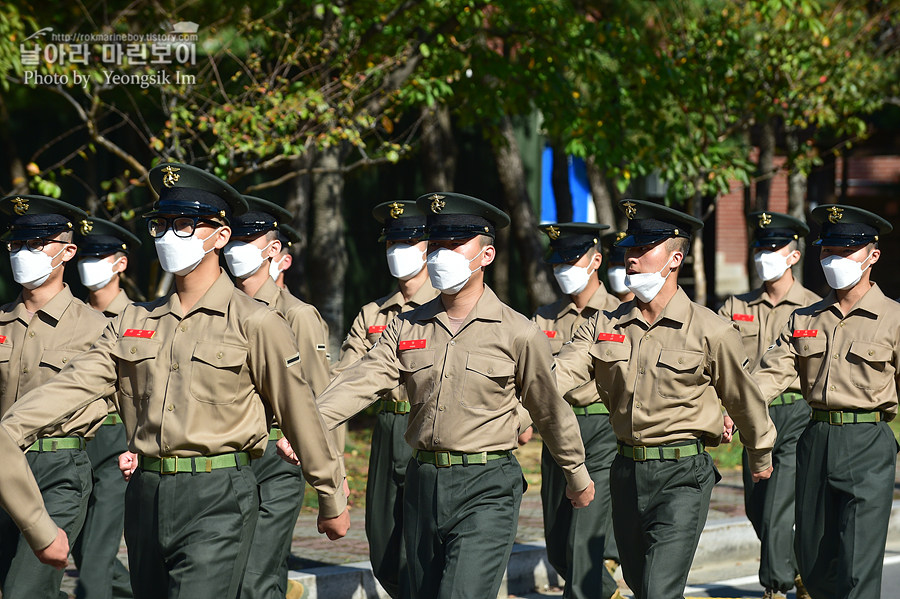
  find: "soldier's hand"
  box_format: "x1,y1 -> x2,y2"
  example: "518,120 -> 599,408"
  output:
317,508 -> 350,540
35,527 -> 69,569
118,451 -> 138,481
276,437 -> 300,465
751,466 -> 774,482
566,481 -> 595,509
721,414 -> 736,444
517,425 -> 534,446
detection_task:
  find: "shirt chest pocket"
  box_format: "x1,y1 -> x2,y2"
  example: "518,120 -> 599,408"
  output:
791,336 -> 827,358
397,348 -> 434,403
112,338 -> 159,399
655,348 -> 705,399
189,342 -> 247,405
39,348 -> 77,373
847,340 -> 893,391
734,319 -> 760,340
460,351 -> 515,412
548,336 -> 565,356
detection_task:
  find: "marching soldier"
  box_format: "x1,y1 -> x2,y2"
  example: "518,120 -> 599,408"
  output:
73,217 -> 140,599
222,196 -> 333,599
533,222 -> 622,599
602,231 -> 634,303
0,164 -> 349,599
555,199 -> 775,599
330,199 -> 437,598
315,192 -> 593,599
0,196 -> 109,599
717,212 -> 818,599
754,204 -> 898,599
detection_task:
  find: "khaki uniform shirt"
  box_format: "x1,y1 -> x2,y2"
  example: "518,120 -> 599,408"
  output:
334,280 -> 439,398
718,279 -> 821,395
0,285 -> 109,437
316,285 -> 591,492
555,287 -> 776,472
0,271 -> 346,550
754,283 -> 900,420
102,289 -> 132,318
533,283 -> 620,407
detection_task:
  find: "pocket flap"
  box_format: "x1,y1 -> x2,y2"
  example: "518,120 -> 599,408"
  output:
192,342 -> 246,368
112,338 -> 160,362
39,348 -> 74,369
398,349 -> 434,373
658,349 -> 704,372
465,352 -> 515,378
848,340 -> 892,363
0,343 -> 11,362
792,337 -> 827,357
589,341 -> 631,363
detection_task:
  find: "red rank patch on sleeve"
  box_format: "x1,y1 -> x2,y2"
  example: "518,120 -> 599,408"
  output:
368,325 -> 386,334
597,332 -> 625,343
792,329 -> 818,338
124,329 -> 155,339
398,339 -> 426,350
0,336 -> 6,344
543,330 -> 557,339
732,313 -> 754,322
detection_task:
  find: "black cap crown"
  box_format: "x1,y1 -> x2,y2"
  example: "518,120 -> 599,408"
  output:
0,195 -> 89,242
538,222 -> 609,264
602,231 -> 628,265
372,200 -> 426,242
145,163 -> 247,222
230,195 -> 292,237
811,204 -> 892,247
77,217 -> 142,257
749,211 -> 809,249
616,199 -> 703,247
416,192 -> 510,240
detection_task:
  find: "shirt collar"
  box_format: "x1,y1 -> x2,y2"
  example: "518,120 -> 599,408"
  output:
253,277 -> 281,307
0,285 -> 75,325
557,284 -> 612,318
815,282 -> 885,317
749,279 -> 810,307
381,279 -> 440,313
148,269 -> 235,319
104,290 -> 131,316
416,284 -> 505,329
617,286 -> 692,327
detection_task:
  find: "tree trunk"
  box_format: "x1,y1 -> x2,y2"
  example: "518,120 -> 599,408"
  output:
308,145 -> 348,355
491,116 -> 556,310
755,120 -> 776,212
492,224 -> 510,304
283,155 -> 313,302
689,185 -> 708,306
420,105 -> 457,191
585,157 -> 622,229
784,131 -> 808,285
551,142 -> 573,223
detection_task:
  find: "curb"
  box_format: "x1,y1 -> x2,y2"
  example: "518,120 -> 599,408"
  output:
288,500 -> 900,599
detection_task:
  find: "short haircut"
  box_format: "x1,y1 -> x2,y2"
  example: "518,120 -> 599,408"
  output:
56,230 -> 74,243
665,236 -> 690,254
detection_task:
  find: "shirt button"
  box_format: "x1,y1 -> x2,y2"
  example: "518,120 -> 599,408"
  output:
833,354 -> 838,360
804,344 -> 809,350
28,331 -> 35,338
868,350 -> 875,356
635,433 -> 641,439
677,357 -> 684,364
172,363 -> 179,371
830,385 -> 836,391
164,445 -> 170,452
606,350 -> 612,356
62,357 -> 67,363
167,405 -> 174,411
22,367 -> 28,374
444,373 -> 451,378
434,438 -> 440,444
644,334 -> 650,340
216,352 -> 223,359
130,347 -> 137,354
487,367 -> 494,374
410,362 -> 416,368
450,340 -> 456,346
439,405 -> 445,411
839,322 -> 845,327
639,367 -> 645,375
180,326 -> 187,332
636,402 -> 642,408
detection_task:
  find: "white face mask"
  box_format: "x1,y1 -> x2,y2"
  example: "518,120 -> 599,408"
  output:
821,251 -> 873,290
224,240 -> 272,279
386,243 -> 426,280
10,245 -> 66,290
754,250 -> 791,282
624,253 -> 677,303
154,227 -> 221,276
78,256 -> 123,291
607,266 -> 629,295
426,246 -> 485,295
553,263 -> 595,296
269,255 -> 287,281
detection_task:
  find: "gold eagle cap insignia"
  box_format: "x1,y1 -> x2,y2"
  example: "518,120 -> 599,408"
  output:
80,219 -> 93,235
827,206 -> 843,224
622,201 -> 637,220
758,212 -> 772,228
388,202 -> 404,219
12,196 -> 29,215
161,165 -> 180,188
615,231 -> 627,242
546,226 -> 560,240
429,194 -> 446,213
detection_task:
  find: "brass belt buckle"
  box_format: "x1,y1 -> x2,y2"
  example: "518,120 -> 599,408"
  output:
434,450 -> 452,467
829,411 -> 843,426
160,456 -> 178,474
632,445 -> 647,461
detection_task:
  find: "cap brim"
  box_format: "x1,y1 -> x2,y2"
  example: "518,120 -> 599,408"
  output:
615,233 -> 671,248
813,235 -> 876,247
545,241 -> 595,264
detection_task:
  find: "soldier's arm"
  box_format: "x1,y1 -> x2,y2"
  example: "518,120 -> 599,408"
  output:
247,310 -> 347,521
316,316 -> 404,431
554,316 -> 597,397
0,426 -> 59,551
752,318 -> 800,402
288,304 -> 333,396
517,325 -> 591,494
711,327 -> 776,473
